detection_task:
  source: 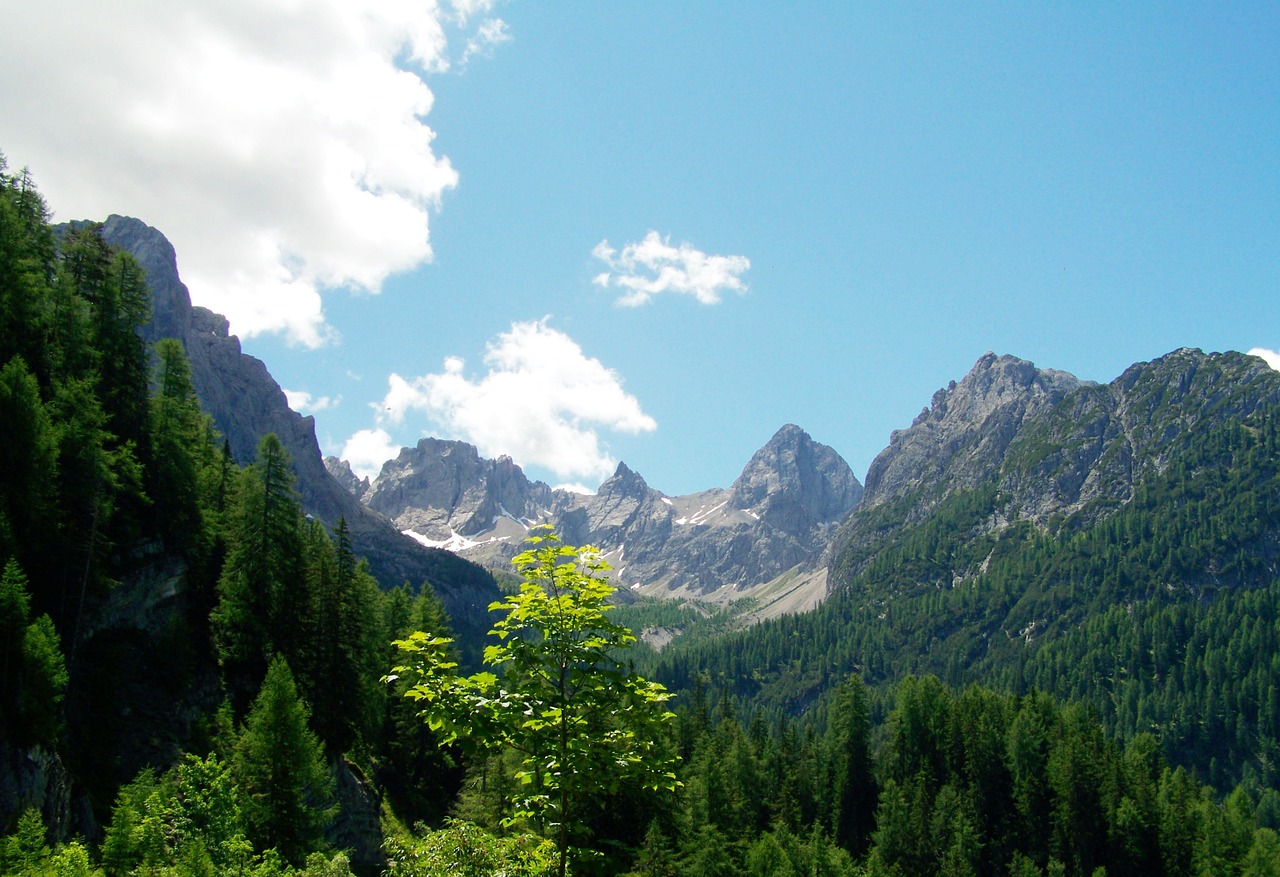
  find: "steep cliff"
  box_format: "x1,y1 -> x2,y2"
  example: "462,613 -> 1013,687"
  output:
97,216 -> 498,640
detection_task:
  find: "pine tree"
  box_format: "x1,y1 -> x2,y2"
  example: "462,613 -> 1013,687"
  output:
213,434 -> 305,707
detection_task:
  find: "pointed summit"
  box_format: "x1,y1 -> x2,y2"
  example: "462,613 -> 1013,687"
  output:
595,461 -> 655,503
731,425 -> 862,530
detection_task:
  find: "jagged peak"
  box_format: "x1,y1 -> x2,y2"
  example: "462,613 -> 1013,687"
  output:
598,461 -> 652,498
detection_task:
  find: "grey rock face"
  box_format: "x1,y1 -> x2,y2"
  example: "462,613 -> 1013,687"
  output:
325,456 -> 370,502
861,352 -> 1086,508
361,424 -> 863,612
1001,347 -> 1280,520
732,423 -> 864,532
366,439 -> 554,542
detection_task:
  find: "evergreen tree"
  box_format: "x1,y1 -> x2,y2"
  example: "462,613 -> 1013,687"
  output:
306,518 -> 381,756
0,358 -> 59,592
232,656 -> 334,865
213,434 -> 305,707
822,674 -> 876,856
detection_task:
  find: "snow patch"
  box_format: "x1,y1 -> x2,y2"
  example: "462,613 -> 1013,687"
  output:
686,500 -> 728,526
403,527 -> 503,553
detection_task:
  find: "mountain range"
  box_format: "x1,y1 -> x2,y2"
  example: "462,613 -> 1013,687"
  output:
103,215 -> 1280,652
104,215 -> 869,621
10,207 -> 1278,855
335,423 -> 862,616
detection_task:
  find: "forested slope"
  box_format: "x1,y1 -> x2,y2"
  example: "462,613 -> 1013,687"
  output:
654,349 -> 1280,802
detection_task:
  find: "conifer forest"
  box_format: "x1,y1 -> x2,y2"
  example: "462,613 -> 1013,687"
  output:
2,158 -> 1279,875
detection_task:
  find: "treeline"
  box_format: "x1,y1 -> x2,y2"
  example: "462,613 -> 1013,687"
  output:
0,155 -> 464,871
654,403 -> 1280,800
662,674 -> 1280,876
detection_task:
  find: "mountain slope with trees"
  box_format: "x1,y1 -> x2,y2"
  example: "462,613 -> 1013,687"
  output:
655,349 -> 1280,805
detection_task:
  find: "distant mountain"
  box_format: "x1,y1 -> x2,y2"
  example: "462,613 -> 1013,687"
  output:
344,424 -> 863,617
97,216 -> 499,645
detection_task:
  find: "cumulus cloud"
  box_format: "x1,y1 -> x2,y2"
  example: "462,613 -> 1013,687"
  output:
341,428 -> 403,480
592,230 -> 750,307
1248,348 -> 1280,371
376,320 -> 656,482
283,389 -> 337,415
0,0 -> 506,347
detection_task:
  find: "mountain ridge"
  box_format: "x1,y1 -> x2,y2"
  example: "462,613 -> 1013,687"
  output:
345,422 -> 863,617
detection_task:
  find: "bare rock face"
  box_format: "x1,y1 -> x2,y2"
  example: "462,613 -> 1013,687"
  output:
361,425 -> 862,614
1000,347 -> 1280,520
0,744 -> 76,843
732,423 -> 864,532
325,456 -> 370,502
366,439 -> 554,541
861,352 -> 1085,508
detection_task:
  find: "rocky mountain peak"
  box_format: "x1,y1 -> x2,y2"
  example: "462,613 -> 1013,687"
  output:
730,424 -> 862,530
325,456 -> 370,502
101,217 -> 499,644
864,352 -> 1086,505
598,461 -> 652,500
831,346 -> 1280,590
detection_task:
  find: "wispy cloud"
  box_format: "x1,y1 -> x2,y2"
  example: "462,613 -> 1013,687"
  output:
375,319 -> 656,482
284,388 -> 338,415
1248,347 -> 1280,371
461,17 -> 512,65
0,1 -> 507,348
592,231 -> 750,307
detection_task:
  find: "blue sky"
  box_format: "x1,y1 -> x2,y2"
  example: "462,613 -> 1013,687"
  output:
3,3 -> 1277,495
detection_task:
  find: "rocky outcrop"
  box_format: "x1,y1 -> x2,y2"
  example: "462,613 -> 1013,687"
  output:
325,456 -> 370,502
366,439 -> 554,541
360,425 -> 862,615
97,216 -> 499,642
326,758 -> 384,872
861,352 -> 1086,508
0,744 -> 78,843
831,348 -> 1280,587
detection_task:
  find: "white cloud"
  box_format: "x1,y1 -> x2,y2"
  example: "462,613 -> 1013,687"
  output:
378,320 -> 656,482
341,428 -> 403,480
0,1 -> 507,348
283,388 -> 337,415
1248,348 -> 1280,371
592,230 -> 750,307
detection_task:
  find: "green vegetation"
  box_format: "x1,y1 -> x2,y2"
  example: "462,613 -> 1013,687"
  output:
392,528 -> 680,876
656,401 -> 1280,802
4,153 -> 1280,875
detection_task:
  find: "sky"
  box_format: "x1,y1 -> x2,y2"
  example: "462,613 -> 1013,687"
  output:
2,2 -> 1277,495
